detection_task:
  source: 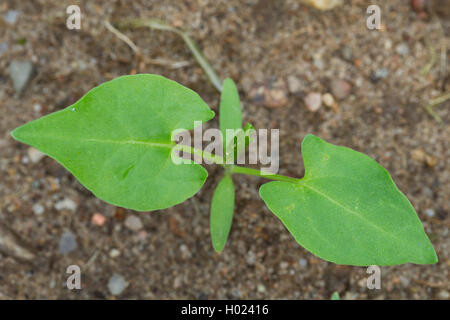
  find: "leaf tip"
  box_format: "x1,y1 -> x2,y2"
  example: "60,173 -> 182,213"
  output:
422,245 -> 439,264
222,77 -> 236,87
10,125 -> 26,143
212,243 -> 225,253
301,133 -> 320,146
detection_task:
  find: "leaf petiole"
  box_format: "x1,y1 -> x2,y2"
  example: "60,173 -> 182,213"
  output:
175,145 -> 300,183
229,165 -> 300,184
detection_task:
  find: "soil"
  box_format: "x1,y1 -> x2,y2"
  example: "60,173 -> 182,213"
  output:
0,0 -> 449,299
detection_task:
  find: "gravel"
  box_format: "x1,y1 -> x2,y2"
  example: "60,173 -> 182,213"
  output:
54,198 -> 77,212
27,147 -> 45,163
124,215 -> 143,231
107,274 -> 127,296
32,203 -> 44,215
58,231 -> 77,254
2,10 -> 20,25
8,60 -> 33,94
330,79 -> 351,100
304,92 -> 322,112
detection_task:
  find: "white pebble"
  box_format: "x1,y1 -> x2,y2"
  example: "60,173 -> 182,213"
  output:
27,147 -> 45,163
304,92 -> 322,112
257,284 -> 266,293
32,203 -> 44,215
109,249 -> 120,258
108,274 -> 127,296
299,258 -> 308,267
425,209 -> 435,218
55,198 -> 77,211
124,215 -> 143,231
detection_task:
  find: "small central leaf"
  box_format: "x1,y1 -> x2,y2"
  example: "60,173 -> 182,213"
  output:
11,74 -> 215,211
210,174 -> 235,252
260,134 -> 437,266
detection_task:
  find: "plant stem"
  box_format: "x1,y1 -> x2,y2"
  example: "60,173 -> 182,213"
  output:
118,18 -> 223,92
174,144 -> 225,165
229,165 -> 300,183
175,144 -> 300,183
425,91 -> 450,123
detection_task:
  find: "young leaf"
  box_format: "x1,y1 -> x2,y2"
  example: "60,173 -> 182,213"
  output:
210,174 -> 235,252
260,134 -> 437,266
331,292 -> 340,300
241,122 -> 255,152
11,74 -> 215,211
219,78 -> 242,153
224,123 -> 255,162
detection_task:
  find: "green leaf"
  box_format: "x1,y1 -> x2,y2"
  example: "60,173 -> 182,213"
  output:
331,292 -> 340,300
260,134 -> 437,266
242,122 -> 255,151
219,78 -> 242,153
210,174 -> 235,252
11,74 -> 215,211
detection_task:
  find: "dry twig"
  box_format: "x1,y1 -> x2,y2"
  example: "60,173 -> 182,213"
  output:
104,20 -> 190,69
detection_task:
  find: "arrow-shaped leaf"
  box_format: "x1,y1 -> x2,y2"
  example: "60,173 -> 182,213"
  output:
11,74 -> 215,211
260,134 -> 437,266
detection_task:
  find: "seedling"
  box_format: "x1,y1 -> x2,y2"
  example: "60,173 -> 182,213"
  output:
11,74 -> 437,266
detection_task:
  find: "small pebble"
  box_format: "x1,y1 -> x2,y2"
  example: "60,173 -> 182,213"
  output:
124,215 -> 143,231
341,46 -> 353,62
313,57 -> 324,69
55,198 -> 77,211
395,43 -> 410,56
287,75 -> 303,94
304,92 -> 322,112
304,0 -> 343,10
58,231 -> 77,254
173,275 -> 183,289
2,10 -> 20,25
136,230 -> 147,241
257,284 -> 266,293
399,276 -> 410,287
107,274 -> 127,296
330,79 -> 351,100
109,248 -> 120,258
411,0 -> 427,16
322,93 -> 338,111
384,39 -> 393,50
32,203 -> 44,215
0,42 -> 8,56
299,258 -> 308,267
9,60 -> 34,94
246,251 -> 256,265
180,244 -> 191,258
438,290 -> 449,299
411,149 -> 437,167
425,208 -> 435,218
249,79 -> 288,108
91,213 -> 106,226
370,68 -> 389,83
33,103 -> 42,112
27,147 -> 45,163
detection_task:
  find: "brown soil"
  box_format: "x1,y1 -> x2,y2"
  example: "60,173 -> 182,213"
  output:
0,0 -> 448,299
